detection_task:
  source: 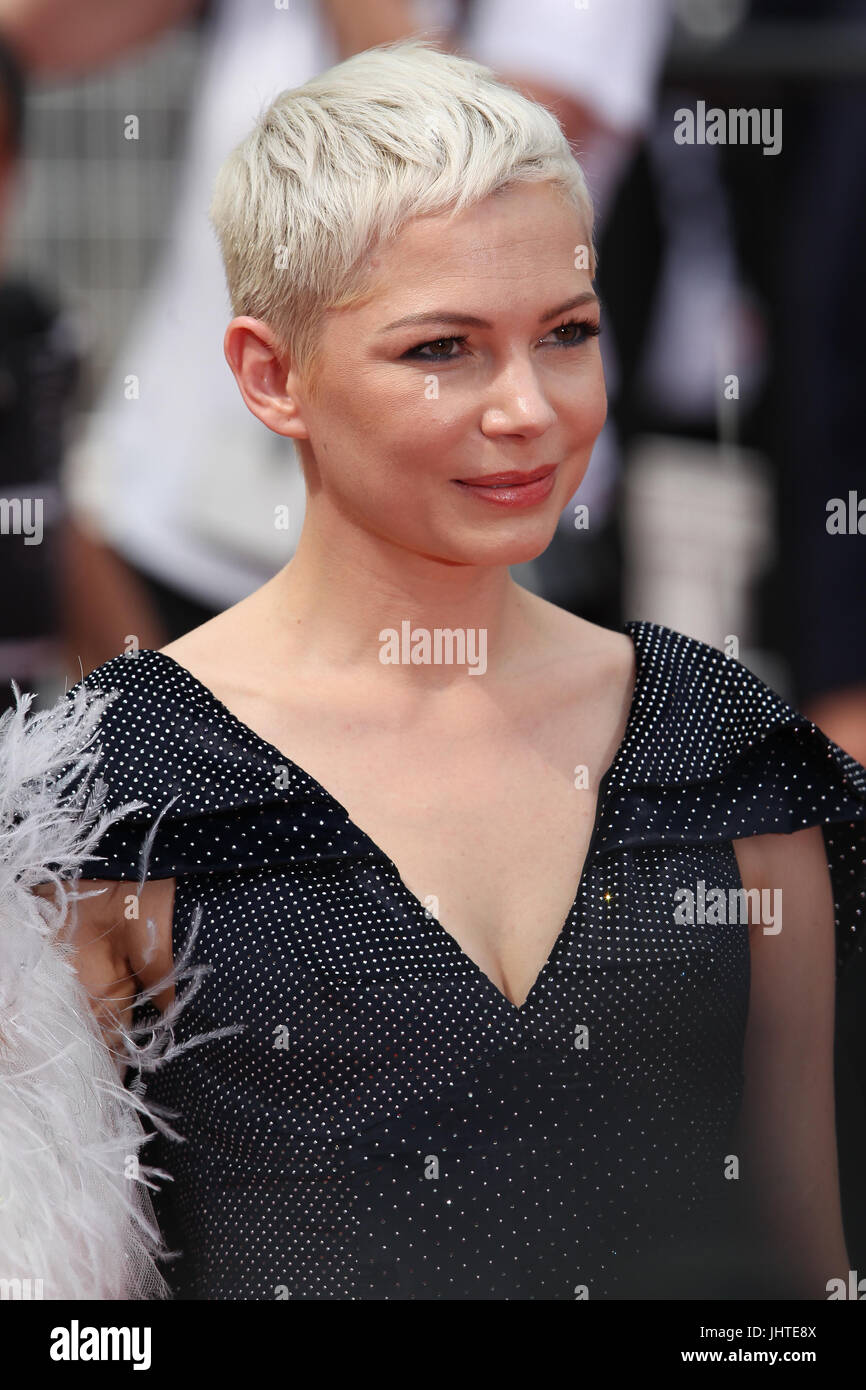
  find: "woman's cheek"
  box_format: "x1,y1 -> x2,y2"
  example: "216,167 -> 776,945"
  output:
398,389 -> 468,442
590,379 -> 608,436
572,366 -> 607,440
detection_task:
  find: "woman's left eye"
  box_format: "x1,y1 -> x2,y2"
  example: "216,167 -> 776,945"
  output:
547,318 -> 602,348
403,318 -> 601,361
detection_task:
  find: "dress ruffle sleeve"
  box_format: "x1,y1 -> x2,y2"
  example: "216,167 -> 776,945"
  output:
54,650 -> 382,882
602,624 -> 866,974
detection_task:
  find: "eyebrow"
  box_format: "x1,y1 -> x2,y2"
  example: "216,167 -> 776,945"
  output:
378,291 -> 600,335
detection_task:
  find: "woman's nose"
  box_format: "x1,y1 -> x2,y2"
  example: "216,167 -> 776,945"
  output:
479,358 -> 558,438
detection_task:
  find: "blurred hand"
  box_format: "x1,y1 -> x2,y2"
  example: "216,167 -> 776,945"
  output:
319,0 -> 424,58
487,69 -> 602,153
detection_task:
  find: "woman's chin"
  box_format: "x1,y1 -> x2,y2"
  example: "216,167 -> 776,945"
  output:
440,524 -> 560,570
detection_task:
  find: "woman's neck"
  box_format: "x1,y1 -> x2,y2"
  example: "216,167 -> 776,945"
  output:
252,519 -> 550,689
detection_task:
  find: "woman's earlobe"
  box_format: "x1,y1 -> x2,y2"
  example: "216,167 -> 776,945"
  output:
222,317 -> 310,439
274,402 -> 311,441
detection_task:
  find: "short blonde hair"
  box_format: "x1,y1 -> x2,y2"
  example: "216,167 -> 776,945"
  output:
209,37 -> 596,391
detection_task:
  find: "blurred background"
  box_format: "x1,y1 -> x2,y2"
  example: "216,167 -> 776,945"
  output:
3,0 -> 865,760
0,0 -> 864,1280
2,0 -> 864,748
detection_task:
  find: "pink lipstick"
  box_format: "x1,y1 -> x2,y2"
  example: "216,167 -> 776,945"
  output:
453,464 -> 556,508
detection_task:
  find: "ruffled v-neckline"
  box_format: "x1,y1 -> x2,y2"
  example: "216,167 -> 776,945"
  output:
145,623 -> 648,1011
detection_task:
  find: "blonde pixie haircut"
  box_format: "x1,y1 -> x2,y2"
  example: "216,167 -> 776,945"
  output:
209,37 -> 597,396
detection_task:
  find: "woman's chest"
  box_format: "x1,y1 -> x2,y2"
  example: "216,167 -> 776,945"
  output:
155,624 -> 639,1007
255,711 -> 615,1007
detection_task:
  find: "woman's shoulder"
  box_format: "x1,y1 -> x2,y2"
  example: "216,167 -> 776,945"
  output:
524,601 -> 864,791
622,618 -> 847,782
39,643 -> 279,881
539,610 -> 866,975
598,619 -> 866,969
59,646 -> 198,799
64,645 -> 176,711
39,637 -> 382,882
542,602 -> 779,711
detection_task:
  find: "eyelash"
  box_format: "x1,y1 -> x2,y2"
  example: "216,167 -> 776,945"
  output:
402,317 -> 602,362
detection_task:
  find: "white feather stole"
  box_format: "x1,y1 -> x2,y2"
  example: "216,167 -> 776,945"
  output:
0,678 -> 234,1299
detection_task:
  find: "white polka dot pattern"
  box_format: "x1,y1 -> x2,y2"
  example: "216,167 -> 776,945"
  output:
55,620 -> 866,1299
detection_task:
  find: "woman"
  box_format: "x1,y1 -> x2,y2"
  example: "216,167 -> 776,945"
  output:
5,38 -> 866,1301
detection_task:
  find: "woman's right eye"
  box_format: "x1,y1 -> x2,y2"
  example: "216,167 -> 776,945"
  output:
401,336 -> 466,361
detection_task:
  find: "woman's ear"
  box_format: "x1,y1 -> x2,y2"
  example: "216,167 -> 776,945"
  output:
223,316 -> 310,440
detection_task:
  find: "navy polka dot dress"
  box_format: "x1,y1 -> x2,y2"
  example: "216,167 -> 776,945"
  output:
59,620 -> 866,1300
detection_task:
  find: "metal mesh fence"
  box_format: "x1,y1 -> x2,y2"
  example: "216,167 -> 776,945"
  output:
3,26 -> 202,402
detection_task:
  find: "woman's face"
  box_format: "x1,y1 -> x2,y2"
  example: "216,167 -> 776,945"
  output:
289,180 -> 607,568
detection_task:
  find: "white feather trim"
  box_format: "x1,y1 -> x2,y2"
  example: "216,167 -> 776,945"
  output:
0,678 -> 240,1299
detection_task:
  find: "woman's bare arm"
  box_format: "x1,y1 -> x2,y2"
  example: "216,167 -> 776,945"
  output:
32,875 -> 175,1081
732,826 -> 851,1298
31,877 -> 137,1079
0,0 -> 203,74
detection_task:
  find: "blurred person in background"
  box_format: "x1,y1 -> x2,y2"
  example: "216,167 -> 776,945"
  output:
627,0 -> 866,765
0,32 -> 79,712
767,0 -> 866,766
756,0 -> 866,1269
0,0 -> 671,679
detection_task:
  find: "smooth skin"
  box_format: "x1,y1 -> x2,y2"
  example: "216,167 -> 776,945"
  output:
46,181 -> 849,1297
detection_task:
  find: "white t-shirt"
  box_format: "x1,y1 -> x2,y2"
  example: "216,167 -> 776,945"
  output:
65,0 -> 671,608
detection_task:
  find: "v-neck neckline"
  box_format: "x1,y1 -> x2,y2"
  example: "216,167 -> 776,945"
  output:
145,622 -> 648,1014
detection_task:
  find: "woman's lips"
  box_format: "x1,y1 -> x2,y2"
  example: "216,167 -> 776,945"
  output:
452,466 -> 557,508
